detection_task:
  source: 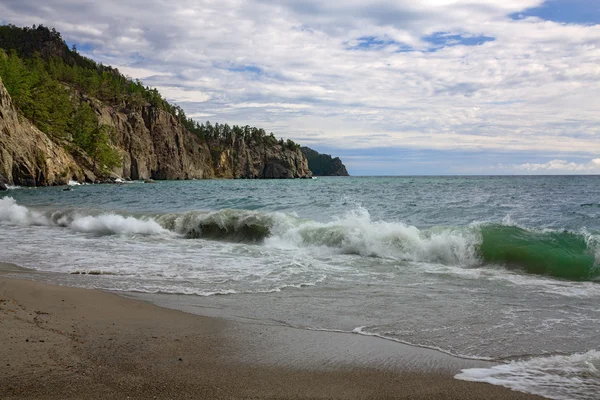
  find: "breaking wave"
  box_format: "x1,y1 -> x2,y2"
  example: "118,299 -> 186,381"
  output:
0,197 -> 168,235
1,197 -> 599,281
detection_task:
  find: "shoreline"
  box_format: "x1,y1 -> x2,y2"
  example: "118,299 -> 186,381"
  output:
0,263 -> 543,399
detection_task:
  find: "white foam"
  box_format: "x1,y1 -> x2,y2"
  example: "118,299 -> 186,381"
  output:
93,279 -> 327,297
67,180 -> 81,186
0,197 -> 50,226
0,197 -> 169,236
266,207 -> 481,266
456,350 -> 600,400
69,214 -> 170,235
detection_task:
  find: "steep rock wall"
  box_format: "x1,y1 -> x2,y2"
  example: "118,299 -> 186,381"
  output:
91,98 -> 214,180
210,137 -> 312,179
92,99 -> 311,180
0,76 -> 92,186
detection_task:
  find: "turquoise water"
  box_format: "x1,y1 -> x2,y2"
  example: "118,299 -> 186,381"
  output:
1,176 -> 600,399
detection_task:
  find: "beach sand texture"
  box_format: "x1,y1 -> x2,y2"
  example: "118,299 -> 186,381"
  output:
0,267 -> 542,399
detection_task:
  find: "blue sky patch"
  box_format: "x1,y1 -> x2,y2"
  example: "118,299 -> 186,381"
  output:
228,65 -> 263,74
423,32 -> 495,51
347,36 -> 413,51
511,0 -> 600,25
65,41 -> 93,53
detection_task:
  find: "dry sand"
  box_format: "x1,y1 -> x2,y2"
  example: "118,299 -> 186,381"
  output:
0,264 -> 542,399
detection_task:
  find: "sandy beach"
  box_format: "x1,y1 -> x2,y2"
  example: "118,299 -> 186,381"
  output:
0,263 -> 542,400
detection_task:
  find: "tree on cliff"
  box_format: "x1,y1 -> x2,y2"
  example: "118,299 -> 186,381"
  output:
88,125 -> 121,174
71,102 -> 121,174
0,49 -> 31,113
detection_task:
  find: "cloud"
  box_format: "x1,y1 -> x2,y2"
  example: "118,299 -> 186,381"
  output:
115,66 -> 173,79
229,102 -> 312,110
500,158 -> 600,174
153,86 -> 211,103
1,0 -> 599,173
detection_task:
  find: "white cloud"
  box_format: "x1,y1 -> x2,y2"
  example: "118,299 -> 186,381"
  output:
229,102 -> 313,109
499,159 -> 600,174
153,86 -> 211,103
188,112 -> 215,119
115,66 -> 173,79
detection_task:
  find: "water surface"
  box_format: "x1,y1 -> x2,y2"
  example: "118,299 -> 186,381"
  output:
1,176 -> 599,399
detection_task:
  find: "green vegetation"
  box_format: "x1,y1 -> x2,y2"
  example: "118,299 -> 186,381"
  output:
198,121 -> 300,150
0,24 -> 302,169
70,102 -> 121,172
0,48 -> 122,174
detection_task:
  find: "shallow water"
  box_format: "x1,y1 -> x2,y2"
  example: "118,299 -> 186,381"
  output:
2,176 -> 599,399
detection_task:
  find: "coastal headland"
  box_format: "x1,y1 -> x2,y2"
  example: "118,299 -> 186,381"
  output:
0,25 -> 351,186
0,263 -> 542,399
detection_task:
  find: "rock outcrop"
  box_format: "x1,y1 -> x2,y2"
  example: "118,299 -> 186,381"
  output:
91,95 -> 311,181
0,76 -> 93,186
206,136 -> 311,179
0,77 -> 311,186
300,147 -> 349,176
91,98 -> 214,181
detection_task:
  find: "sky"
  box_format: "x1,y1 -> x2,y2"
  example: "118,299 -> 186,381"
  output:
1,0 -> 599,175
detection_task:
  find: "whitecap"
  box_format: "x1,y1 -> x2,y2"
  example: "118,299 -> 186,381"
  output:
456,350 -> 600,400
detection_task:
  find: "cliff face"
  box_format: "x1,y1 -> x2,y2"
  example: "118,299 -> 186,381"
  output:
91,97 -> 214,181
92,96 -> 311,181
208,136 -> 311,179
0,76 -> 93,186
300,147 -> 349,176
0,78 -> 312,185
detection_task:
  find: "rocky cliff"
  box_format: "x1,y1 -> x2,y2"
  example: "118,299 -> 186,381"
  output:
0,76 -> 312,186
92,96 -> 312,181
0,76 -> 93,186
300,147 -> 349,176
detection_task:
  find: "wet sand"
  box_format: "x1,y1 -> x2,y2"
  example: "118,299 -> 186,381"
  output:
0,263 -> 542,399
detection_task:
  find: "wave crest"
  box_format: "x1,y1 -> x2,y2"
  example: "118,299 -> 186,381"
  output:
158,209 -> 274,242
267,207 -> 480,265
1,197 -> 599,281
0,197 -> 169,236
